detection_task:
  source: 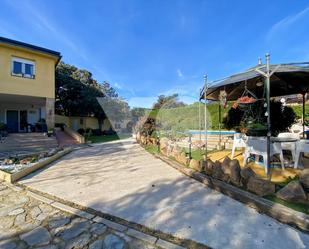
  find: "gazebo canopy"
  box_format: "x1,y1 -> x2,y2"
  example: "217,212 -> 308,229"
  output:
201,62 -> 309,101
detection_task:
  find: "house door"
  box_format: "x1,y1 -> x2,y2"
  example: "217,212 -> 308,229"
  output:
6,110 -> 19,133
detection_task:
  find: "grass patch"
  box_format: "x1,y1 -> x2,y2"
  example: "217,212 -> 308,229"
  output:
183,148 -> 220,161
265,195 -> 309,215
144,144 -> 159,154
87,134 -> 131,143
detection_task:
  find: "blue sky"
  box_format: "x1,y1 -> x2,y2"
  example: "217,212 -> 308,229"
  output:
1,0 -> 309,107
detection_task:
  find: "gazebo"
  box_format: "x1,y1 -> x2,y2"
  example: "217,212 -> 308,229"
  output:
200,54 -> 309,176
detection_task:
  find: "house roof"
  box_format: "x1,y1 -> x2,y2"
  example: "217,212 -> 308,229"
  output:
0,36 -> 61,60
201,62 -> 309,101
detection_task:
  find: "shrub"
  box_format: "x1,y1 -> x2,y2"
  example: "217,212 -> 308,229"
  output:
0,122 -> 7,131
223,100 -> 296,136
77,128 -> 85,135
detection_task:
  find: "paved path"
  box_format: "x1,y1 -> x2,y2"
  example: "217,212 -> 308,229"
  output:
0,182 -> 158,249
20,139 -> 309,249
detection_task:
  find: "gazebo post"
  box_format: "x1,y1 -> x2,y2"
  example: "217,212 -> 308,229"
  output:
199,90 -> 201,142
303,93 -> 306,139
265,53 -> 271,178
204,75 -> 208,159
219,103 -> 222,149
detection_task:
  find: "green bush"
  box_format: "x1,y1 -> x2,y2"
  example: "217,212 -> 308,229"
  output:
0,122 -> 7,131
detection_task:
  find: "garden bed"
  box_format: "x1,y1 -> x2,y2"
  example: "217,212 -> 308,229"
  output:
0,147 -> 72,183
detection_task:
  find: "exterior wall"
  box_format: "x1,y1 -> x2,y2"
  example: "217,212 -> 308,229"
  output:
54,114 -> 70,127
0,44 -> 57,98
85,117 -> 99,130
0,103 -> 45,123
55,115 -> 112,131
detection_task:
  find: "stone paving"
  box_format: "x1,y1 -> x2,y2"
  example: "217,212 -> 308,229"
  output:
19,138 -> 309,249
0,183 -> 159,249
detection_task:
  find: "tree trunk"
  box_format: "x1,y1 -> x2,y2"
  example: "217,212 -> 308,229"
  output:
98,118 -> 103,132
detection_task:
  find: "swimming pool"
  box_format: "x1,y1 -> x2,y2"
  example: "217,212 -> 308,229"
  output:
188,130 -> 236,135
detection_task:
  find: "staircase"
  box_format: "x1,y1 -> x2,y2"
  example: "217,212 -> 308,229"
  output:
0,133 -> 58,158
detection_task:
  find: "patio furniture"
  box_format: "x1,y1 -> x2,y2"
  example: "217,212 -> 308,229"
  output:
244,136 -> 284,174
231,133 -> 247,158
294,140 -> 309,168
290,123 -> 309,135
277,132 -> 300,162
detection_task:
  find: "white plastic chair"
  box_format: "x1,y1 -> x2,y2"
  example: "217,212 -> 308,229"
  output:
294,140 -> 309,168
231,133 -> 247,159
244,136 -> 284,174
290,123 -> 308,135
278,132 -> 299,162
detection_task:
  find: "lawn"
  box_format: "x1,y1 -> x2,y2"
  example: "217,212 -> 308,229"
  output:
87,134 -> 131,143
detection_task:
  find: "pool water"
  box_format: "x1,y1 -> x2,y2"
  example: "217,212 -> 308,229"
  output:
189,130 -> 236,135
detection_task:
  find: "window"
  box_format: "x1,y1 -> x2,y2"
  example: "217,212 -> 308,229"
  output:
11,57 -> 35,78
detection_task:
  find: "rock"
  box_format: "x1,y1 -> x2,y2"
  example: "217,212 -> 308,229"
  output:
20,226 -> 51,246
159,138 -> 169,154
247,177 -> 275,196
204,159 -> 215,175
104,234 -> 125,249
89,239 -> 103,249
56,220 -> 89,240
48,148 -> 58,157
65,233 -> 91,249
212,161 -> 229,182
171,146 -> 181,158
299,169 -> 309,190
3,159 -> 14,165
189,159 -> 203,172
48,217 -> 70,229
176,153 -> 189,166
8,208 -> 24,216
36,245 -> 58,249
229,160 -> 241,186
240,167 -> 256,186
19,157 -> 32,165
90,223 -> 107,236
14,213 -> 26,226
221,157 -> 232,174
276,181 -> 307,203
0,239 -> 17,249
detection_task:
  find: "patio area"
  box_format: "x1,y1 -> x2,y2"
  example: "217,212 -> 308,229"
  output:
207,149 -> 302,183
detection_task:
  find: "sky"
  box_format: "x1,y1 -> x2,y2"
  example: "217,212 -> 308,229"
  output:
1,0 -> 309,107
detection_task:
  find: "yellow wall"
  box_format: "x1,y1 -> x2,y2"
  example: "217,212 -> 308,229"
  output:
55,115 -> 112,131
0,44 -> 58,98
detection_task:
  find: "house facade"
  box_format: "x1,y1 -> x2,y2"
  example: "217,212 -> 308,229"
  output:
0,37 -> 61,132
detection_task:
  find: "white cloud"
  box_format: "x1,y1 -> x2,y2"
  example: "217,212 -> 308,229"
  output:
267,6 -> 309,40
177,69 -> 184,78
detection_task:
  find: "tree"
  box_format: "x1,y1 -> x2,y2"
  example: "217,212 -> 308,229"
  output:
152,94 -> 186,109
55,62 -> 127,131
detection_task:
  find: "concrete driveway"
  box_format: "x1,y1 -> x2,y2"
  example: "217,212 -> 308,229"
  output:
20,138 -> 309,249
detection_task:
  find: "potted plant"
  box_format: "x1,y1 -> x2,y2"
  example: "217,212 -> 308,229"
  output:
246,122 -> 268,136
47,128 -> 54,137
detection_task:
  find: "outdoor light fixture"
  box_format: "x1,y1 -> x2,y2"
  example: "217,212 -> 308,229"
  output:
256,81 -> 263,87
